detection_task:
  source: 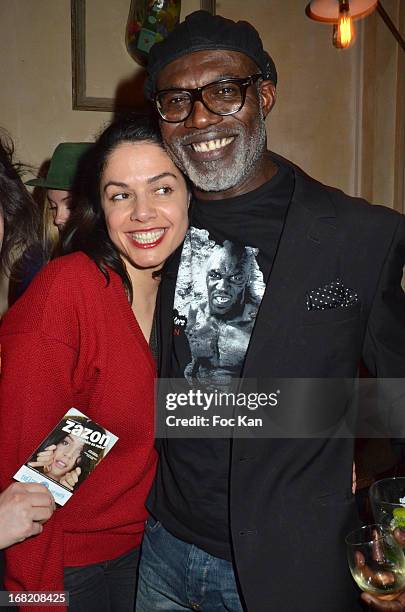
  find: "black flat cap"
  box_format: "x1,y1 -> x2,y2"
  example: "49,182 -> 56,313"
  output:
144,10 -> 277,100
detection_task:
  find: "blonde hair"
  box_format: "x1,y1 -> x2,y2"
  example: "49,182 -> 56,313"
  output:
40,191 -> 59,258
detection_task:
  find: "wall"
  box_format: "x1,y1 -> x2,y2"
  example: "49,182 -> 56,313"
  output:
0,0 -> 369,197
218,0 -> 361,195
359,0 -> 404,212
0,1 -> 111,167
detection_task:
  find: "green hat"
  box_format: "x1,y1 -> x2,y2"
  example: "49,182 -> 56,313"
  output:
26,142 -> 92,191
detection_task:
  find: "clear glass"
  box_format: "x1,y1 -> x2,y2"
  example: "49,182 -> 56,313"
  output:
346,524 -> 405,596
370,478 -> 405,535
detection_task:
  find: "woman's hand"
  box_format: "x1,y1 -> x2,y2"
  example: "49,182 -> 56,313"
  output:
28,445 -> 56,473
59,467 -> 81,491
0,482 -> 55,549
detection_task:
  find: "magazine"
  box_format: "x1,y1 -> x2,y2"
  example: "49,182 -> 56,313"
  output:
14,408 -> 118,506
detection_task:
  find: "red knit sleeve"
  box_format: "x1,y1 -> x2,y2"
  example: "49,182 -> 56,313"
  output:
0,266 -> 82,612
0,327 -> 80,611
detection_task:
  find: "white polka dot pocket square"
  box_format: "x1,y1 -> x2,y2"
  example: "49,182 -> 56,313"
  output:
305,279 -> 359,311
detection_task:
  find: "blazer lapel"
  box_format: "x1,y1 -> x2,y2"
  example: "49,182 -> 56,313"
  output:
157,246 -> 182,377
242,169 -> 339,377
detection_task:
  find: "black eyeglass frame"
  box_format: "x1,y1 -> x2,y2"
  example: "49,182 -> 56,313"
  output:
154,73 -> 263,123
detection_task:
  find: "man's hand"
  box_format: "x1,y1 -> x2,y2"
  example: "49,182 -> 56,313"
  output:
362,591 -> 405,610
361,529 -> 405,610
59,467 -> 81,491
0,482 -> 55,549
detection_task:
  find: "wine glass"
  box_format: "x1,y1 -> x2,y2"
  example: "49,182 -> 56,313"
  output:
370,478 -> 405,534
346,524 -> 405,597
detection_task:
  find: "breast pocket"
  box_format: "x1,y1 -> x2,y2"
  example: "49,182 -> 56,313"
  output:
296,303 -> 362,375
301,302 -> 361,326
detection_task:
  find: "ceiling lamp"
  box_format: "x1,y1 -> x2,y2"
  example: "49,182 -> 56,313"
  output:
306,0 -> 377,49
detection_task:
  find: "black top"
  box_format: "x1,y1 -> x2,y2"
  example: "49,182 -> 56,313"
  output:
149,164 -> 294,560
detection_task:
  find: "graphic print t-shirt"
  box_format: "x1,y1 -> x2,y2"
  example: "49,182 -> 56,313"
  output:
150,163 -> 294,560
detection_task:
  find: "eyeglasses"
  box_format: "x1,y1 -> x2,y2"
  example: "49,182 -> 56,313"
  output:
155,74 -> 263,123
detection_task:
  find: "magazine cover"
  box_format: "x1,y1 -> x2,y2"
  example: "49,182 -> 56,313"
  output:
14,408 -> 119,506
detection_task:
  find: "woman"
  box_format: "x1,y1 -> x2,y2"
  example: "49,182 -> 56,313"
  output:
0,135 -> 55,551
0,114 -> 190,611
27,416 -> 107,492
9,142 -> 91,304
0,135 -> 39,277
26,141 -> 92,232
0,135 -> 43,311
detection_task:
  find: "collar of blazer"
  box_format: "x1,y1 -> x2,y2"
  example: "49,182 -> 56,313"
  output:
240,164 -> 341,377
268,153 -> 338,244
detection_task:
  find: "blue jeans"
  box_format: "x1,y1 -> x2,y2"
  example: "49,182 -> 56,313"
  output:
64,547 -> 139,612
136,519 -> 244,611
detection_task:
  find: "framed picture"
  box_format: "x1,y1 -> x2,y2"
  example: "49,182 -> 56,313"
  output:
71,0 -> 216,111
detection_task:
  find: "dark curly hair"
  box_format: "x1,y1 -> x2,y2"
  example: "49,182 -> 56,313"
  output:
0,133 -> 40,274
59,113 -> 166,302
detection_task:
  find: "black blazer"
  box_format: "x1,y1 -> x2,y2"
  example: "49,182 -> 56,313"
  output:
157,161 -> 405,611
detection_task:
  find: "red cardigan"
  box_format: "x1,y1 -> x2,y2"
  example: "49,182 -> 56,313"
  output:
0,253 -> 157,611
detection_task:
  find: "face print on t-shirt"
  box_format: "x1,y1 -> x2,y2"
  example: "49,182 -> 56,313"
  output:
173,227 -> 265,387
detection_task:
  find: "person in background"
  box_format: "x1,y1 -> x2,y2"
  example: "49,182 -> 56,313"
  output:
0,114 -> 190,612
0,136 -> 55,563
8,142 -> 93,305
0,134 -> 43,311
26,142 -> 92,232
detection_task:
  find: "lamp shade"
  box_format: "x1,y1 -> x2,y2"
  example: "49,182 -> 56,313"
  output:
306,0 -> 377,22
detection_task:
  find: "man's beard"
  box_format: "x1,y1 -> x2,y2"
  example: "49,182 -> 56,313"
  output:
164,111 -> 267,193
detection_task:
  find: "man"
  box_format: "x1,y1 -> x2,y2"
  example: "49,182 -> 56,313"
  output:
137,11 -> 405,612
